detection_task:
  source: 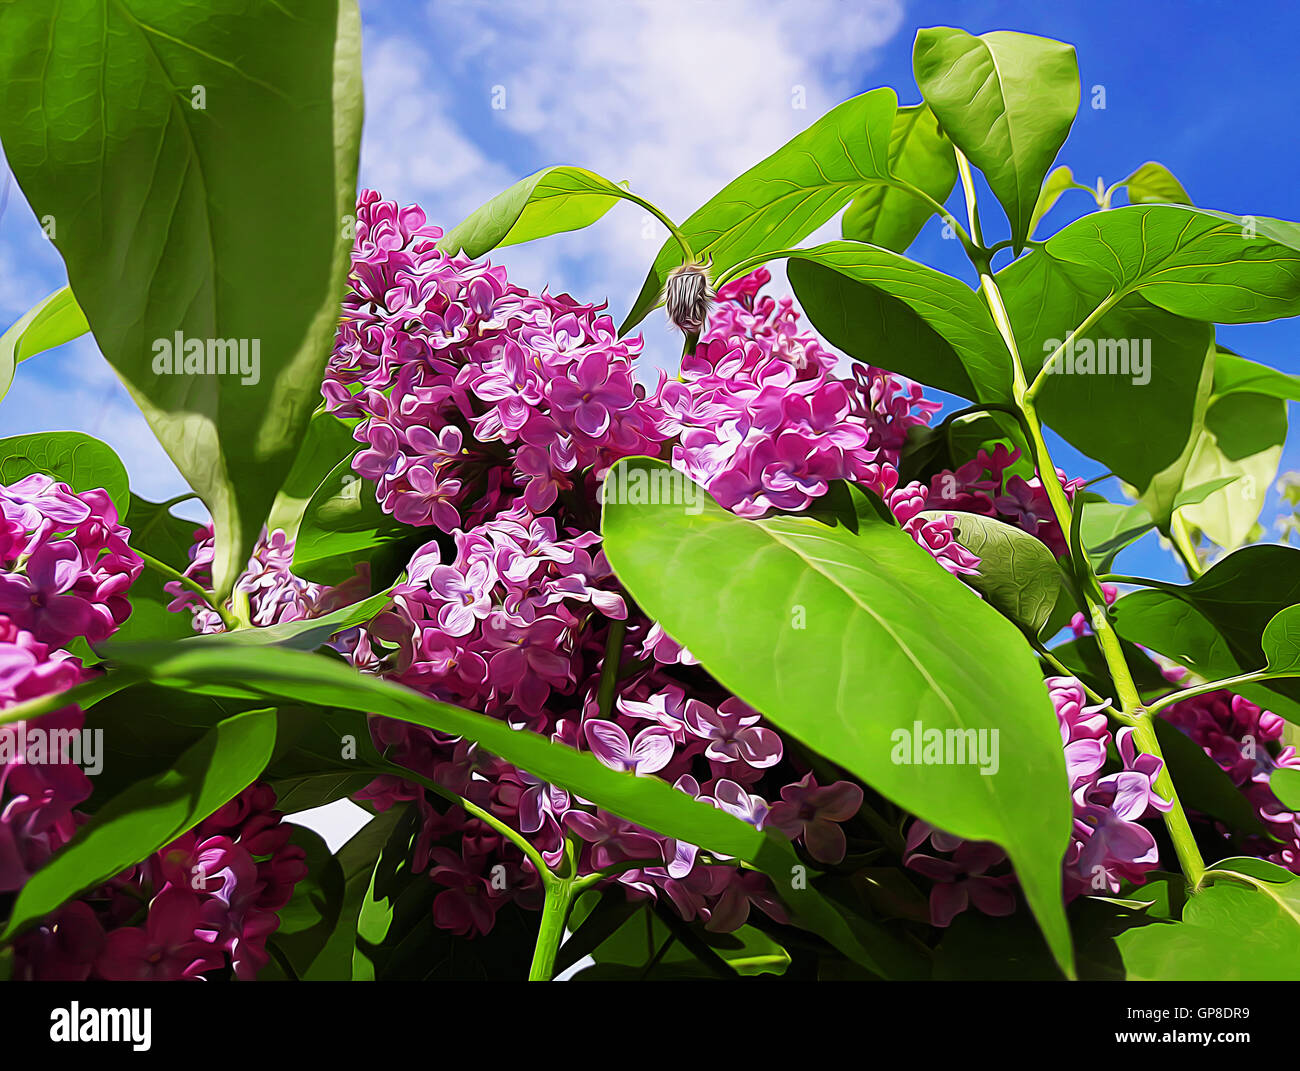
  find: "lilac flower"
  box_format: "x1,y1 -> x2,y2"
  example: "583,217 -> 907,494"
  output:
0,542 -> 96,646
583,718 -> 675,775
425,560 -> 494,638
682,697 -> 783,769
766,774 -> 863,864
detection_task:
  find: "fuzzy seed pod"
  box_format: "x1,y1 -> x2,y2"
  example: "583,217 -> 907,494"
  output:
663,262 -> 714,335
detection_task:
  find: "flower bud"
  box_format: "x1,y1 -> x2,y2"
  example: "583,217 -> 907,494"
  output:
663,262 -> 714,334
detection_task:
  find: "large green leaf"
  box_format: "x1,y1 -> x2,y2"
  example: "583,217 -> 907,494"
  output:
262,824 -> 343,979
913,28 -> 1079,251
265,410 -> 359,542
0,0 -> 363,599
104,639 -> 899,973
621,88 -> 898,333
1045,205 -> 1300,323
1078,479 -> 1236,572
298,805 -> 404,981
783,242 -> 1009,401
841,104 -> 957,254
437,166 -> 630,258
0,431 -> 130,518
0,287 -> 89,402
601,457 -> 1075,974
2,708 -> 277,938
1118,858 -> 1300,980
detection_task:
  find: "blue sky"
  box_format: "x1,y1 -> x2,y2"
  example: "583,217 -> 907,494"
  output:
1,0 -> 1297,581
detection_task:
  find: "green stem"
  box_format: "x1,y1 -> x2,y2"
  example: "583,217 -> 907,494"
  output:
955,148 -> 1207,890
954,152 -> 986,253
1127,715 -> 1205,887
621,192 -> 694,264
1036,645 -> 1114,709
388,763 -> 554,882
528,876 -> 577,981
1168,515 -> 1205,578
526,615 -> 630,977
1144,669 -> 1276,717
136,549 -> 241,631
1024,293 -> 1122,402
595,617 -> 627,720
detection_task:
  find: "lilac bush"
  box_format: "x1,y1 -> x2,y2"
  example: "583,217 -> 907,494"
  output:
1,12 -> 1299,987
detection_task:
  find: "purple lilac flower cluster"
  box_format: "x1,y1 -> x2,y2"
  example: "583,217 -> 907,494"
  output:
13,784 -> 307,980
0,477 -> 308,981
904,676 -> 1172,926
1160,686 -> 1300,873
296,191 -> 988,936
1,475 -> 137,892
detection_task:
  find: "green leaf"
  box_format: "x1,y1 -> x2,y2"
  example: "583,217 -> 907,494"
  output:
1123,161 -> 1191,206
300,805 -> 404,981
1028,165 -> 1082,238
1271,767 -> 1300,811
291,454 -> 412,586
913,28 -> 1079,251
1080,479 -> 1238,571
1264,605 -> 1300,674
600,457 -> 1075,974
841,104 -> 957,253
783,242 -> 1010,402
0,286 -> 88,401
1177,391 -> 1285,550
999,251 -> 1216,495
266,410 -> 360,542
1111,549 -> 1300,720
0,431 -> 129,518
1118,859 -> 1300,980
437,166 -> 630,258
919,510 -> 1065,637
2,708 -> 277,938
621,88 -> 898,333
0,0 -> 363,598
265,824 -> 343,979
1045,205 -> 1300,323
1212,353 -> 1300,402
